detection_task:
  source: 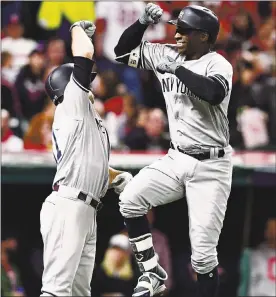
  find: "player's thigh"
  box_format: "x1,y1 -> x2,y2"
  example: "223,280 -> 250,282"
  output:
186,155 -> 232,260
40,194 -> 54,240
119,160 -> 184,217
72,209 -> 97,296
41,195 -> 90,295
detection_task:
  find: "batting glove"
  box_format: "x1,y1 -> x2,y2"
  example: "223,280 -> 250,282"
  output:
70,20 -> 96,40
139,3 -> 163,25
156,55 -> 182,74
111,172 -> 133,195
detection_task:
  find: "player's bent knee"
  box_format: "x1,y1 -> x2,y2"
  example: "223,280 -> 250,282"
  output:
191,256 -> 218,275
119,200 -> 148,218
119,191 -> 148,218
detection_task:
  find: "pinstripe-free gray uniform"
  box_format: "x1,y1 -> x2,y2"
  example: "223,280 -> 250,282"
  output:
40,76 -> 110,296
132,42 -> 232,152
119,42 -> 234,275
52,75 -> 110,198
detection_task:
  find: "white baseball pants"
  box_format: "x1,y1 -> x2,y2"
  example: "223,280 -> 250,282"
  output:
40,186 -> 97,296
120,146 -> 233,274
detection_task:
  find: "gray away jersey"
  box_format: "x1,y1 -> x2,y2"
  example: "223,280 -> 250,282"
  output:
52,76 -> 110,199
128,42 -> 233,152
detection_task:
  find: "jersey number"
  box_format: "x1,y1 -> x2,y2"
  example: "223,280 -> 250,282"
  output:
52,130 -> 62,163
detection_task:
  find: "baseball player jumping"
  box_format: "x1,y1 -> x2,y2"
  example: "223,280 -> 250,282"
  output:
40,21 -> 132,296
115,4 -> 233,297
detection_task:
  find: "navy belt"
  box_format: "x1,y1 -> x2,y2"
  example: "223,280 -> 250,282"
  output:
53,184 -> 103,211
170,142 -> 225,161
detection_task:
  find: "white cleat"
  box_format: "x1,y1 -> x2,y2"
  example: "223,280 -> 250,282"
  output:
132,272 -> 167,297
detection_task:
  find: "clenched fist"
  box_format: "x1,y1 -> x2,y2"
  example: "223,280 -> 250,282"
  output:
111,172 -> 133,195
156,56 -> 181,74
70,20 -> 96,40
139,3 -> 163,25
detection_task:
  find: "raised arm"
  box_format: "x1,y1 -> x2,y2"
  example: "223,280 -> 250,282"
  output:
69,21 -> 96,92
114,3 -> 163,64
71,24 -> 94,59
59,21 -> 97,117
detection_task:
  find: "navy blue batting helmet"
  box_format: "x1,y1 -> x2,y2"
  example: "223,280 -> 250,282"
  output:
168,5 -> 220,43
45,63 -> 97,105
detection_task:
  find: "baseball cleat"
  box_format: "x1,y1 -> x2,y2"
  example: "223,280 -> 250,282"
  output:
132,272 -> 167,297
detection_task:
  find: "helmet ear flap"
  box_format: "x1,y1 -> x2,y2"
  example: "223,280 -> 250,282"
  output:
45,63 -> 74,105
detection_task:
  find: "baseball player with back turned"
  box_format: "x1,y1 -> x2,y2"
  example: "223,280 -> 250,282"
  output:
40,20 -> 133,296
114,4 -> 233,297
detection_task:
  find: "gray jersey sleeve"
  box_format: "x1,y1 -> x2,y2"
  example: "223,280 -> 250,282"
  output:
127,41 -> 170,72
60,75 -> 90,119
206,56 -> 233,98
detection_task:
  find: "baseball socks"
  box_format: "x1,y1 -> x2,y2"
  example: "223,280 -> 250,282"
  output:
196,267 -> 219,297
124,216 -> 167,280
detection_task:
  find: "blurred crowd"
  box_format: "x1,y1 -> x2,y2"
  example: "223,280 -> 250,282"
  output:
1,1 -> 276,154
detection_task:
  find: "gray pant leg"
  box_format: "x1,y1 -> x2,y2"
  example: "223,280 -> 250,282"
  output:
40,194 -> 94,296
72,224 -> 97,296
186,154 -> 232,274
119,156 -> 184,218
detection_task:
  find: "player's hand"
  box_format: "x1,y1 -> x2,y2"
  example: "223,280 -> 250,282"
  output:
111,172 -> 133,195
139,3 -> 163,25
70,20 -> 96,40
156,55 -> 181,74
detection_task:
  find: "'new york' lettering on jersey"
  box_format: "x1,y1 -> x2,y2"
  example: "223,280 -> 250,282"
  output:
161,76 -> 201,101
129,42 -> 233,153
